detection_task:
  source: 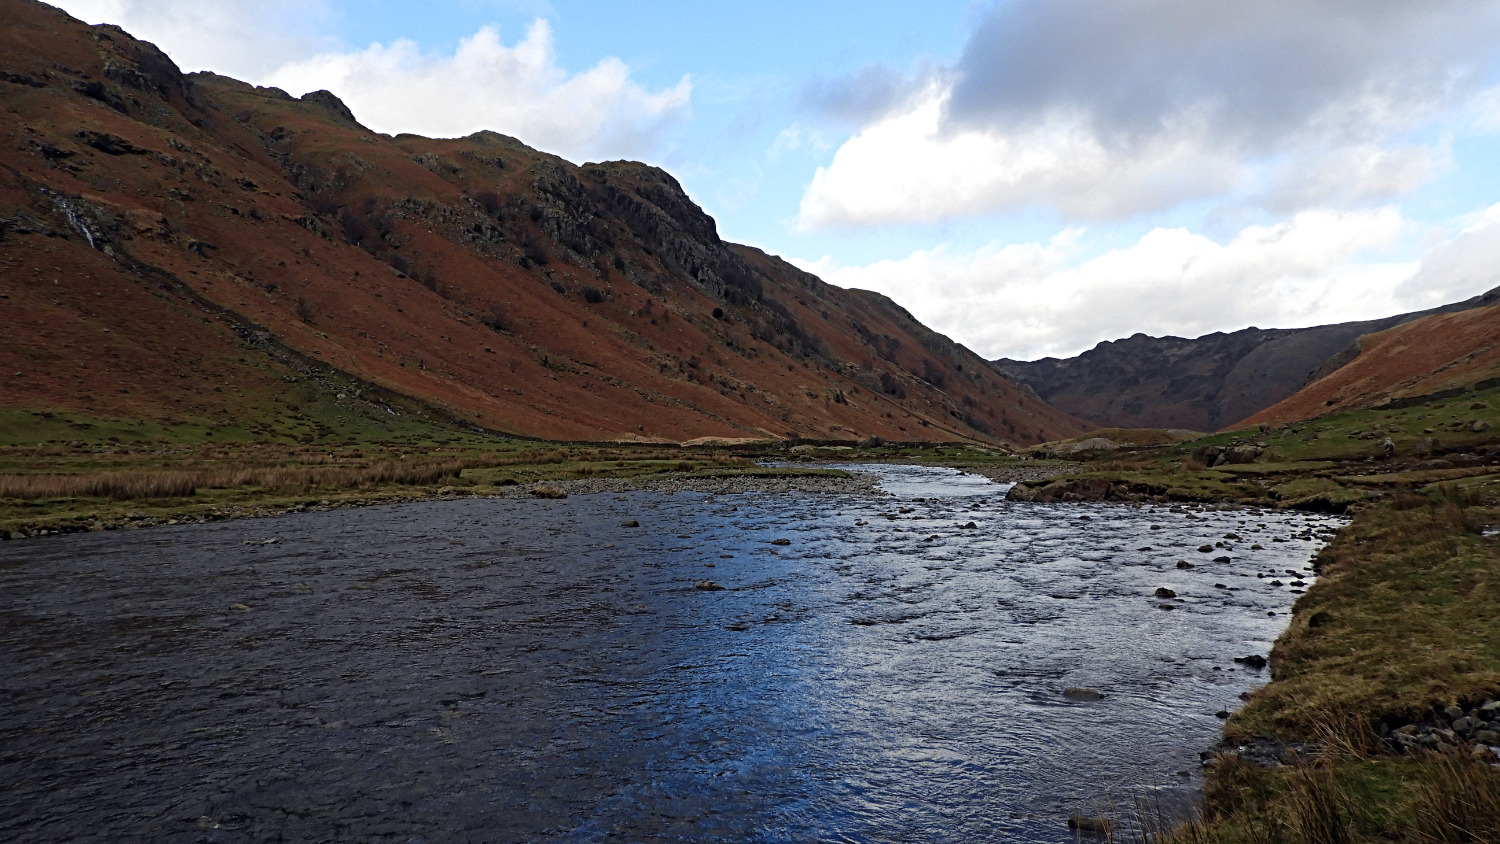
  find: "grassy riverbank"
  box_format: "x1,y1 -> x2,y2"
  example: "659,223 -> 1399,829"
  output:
0,403 -> 1051,538
0,408 -> 873,537
1005,393 -> 1500,843
1163,484 -> 1500,844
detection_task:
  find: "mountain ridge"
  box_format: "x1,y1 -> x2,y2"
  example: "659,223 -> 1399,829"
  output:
0,0 -> 1089,446
991,287 -> 1500,433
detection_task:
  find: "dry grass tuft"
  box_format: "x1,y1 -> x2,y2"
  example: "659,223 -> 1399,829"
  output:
1286,767 -> 1351,844
1408,754 -> 1500,844
529,485 -> 567,499
0,458 -> 470,501
0,471 -> 199,500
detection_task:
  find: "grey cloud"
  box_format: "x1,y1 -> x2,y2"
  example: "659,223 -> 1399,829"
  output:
800,62 -> 941,127
946,0 -> 1500,151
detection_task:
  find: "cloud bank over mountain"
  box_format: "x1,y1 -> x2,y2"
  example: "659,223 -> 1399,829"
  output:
52,0 -> 692,163
798,204 -> 1500,361
263,21 -> 692,162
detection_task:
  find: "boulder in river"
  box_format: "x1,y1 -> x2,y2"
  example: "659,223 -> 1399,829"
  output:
1063,687 -> 1104,701
770,538 -> 791,546
620,519 -> 640,527
1154,587 -> 1177,598
694,581 -> 725,591
1233,655 -> 1268,669
1068,815 -> 1113,836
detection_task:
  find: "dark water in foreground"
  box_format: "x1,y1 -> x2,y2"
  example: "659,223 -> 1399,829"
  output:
0,465 -> 1343,843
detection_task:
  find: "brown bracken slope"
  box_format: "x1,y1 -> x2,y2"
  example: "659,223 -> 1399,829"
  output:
1240,302 -> 1500,428
0,0 -> 1088,446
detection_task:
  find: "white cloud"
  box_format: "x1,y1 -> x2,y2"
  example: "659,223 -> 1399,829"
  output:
799,86 -> 1244,228
1261,143 -> 1442,213
1396,203 -> 1500,307
800,1 -> 1500,228
52,0 -> 331,79
796,209 -> 1440,360
262,21 -> 691,162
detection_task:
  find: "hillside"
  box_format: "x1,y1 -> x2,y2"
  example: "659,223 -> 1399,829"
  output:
0,0 -> 1089,447
992,287 -> 1499,433
1241,300 -> 1500,427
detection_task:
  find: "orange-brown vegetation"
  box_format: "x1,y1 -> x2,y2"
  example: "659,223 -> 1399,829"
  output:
1243,303 -> 1500,428
0,0 -> 1088,447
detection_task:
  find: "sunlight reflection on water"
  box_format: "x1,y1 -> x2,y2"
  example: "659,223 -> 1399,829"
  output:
0,465 -> 1344,843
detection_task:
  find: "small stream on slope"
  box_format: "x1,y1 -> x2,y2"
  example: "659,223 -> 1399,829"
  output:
0,465 -> 1343,843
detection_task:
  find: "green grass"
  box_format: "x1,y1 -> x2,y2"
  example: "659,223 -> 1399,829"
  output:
1194,386 -> 1500,465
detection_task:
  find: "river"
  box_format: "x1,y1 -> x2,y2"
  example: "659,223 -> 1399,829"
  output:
0,464 -> 1342,843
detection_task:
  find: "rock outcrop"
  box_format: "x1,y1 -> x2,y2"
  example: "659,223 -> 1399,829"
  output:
0,0 -> 1089,446
993,287 -> 1499,433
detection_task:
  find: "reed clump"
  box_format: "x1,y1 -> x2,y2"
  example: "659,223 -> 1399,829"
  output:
0,457 -> 472,500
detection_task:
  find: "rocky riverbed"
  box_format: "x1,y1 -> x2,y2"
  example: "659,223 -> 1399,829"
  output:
0,465 -> 1343,843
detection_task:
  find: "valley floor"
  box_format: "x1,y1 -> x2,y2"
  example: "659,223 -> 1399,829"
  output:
4,394 -> 1500,841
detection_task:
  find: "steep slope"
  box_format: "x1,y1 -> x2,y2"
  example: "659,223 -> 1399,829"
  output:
992,288 -> 1499,433
0,0 -> 1088,446
1241,303 -> 1500,428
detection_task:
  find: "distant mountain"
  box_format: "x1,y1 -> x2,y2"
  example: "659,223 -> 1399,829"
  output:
0,0 -> 1089,446
1242,299 -> 1500,427
991,287 -> 1500,433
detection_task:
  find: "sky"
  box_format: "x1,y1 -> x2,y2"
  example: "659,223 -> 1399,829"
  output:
52,0 -> 1500,361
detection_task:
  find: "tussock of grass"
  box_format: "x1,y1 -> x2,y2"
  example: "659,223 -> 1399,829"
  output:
1166,754 -> 1500,844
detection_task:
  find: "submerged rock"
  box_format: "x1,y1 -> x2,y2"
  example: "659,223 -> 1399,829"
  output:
1063,687 -> 1104,701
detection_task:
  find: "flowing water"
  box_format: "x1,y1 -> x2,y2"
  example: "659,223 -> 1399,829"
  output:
0,465 -> 1343,843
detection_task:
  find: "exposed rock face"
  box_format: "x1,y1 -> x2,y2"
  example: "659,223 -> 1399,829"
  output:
993,287 -> 1499,433
0,0 -> 1089,445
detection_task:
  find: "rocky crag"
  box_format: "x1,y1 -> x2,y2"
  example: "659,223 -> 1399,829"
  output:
993,287 -> 1499,433
0,0 -> 1088,446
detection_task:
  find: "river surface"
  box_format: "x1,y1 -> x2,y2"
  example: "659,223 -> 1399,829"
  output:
0,465 -> 1343,843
